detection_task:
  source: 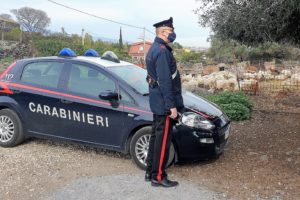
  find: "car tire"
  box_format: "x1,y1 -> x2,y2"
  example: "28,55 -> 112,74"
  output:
130,126 -> 175,170
0,108 -> 24,147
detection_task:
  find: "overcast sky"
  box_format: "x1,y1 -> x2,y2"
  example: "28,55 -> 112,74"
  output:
1,0 -> 211,47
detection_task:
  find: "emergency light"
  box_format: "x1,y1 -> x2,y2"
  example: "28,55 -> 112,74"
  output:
84,49 -> 100,57
101,51 -> 120,63
58,48 -> 77,57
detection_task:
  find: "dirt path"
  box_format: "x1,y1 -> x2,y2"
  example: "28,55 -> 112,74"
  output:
174,110 -> 300,199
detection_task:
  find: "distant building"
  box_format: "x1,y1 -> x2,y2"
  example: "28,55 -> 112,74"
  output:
186,46 -> 209,52
128,41 -> 152,68
0,17 -> 19,31
0,17 -> 20,41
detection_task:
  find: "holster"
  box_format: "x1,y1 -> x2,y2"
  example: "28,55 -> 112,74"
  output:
146,74 -> 158,88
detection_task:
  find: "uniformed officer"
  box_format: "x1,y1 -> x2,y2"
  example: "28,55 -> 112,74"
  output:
145,17 -> 184,187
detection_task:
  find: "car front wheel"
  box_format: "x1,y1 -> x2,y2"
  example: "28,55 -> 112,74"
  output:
0,108 -> 24,147
130,126 -> 175,170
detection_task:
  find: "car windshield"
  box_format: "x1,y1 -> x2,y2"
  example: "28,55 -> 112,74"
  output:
108,65 -> 149,95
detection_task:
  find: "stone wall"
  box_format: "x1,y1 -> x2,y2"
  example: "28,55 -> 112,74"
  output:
0,41 -> 33,59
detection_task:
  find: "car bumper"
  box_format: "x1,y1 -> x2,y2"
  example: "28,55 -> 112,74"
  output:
173,122 -> 230,162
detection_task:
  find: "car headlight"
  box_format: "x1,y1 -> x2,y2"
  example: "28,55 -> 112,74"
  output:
180,112 -> 215,130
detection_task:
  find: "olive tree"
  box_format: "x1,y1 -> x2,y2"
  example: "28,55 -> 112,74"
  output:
11,7 -> 50,33
195,0 -> 300,46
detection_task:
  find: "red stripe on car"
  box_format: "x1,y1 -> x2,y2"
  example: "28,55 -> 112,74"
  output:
0,83 -> 13,94
188,107 -> 212,119
0,61 -> 16,79
0,82 -> 152,115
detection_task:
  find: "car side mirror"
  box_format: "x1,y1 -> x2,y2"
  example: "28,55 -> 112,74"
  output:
99,91 -> 119,101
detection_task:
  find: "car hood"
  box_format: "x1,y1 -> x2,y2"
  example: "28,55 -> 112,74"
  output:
182,90 -> 223,118
141,90 -> 223,118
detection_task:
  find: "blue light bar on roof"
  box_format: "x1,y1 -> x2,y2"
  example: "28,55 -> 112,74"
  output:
84,49 -> 100,57
58,48 -> 77,57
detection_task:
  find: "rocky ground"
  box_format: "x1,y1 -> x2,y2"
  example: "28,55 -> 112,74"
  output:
0,94 -> 299,200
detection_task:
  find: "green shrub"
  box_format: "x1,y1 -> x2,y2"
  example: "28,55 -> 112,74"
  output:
206,91 -> 253,121
218,103 -> 251,121
207,91 -> 253,110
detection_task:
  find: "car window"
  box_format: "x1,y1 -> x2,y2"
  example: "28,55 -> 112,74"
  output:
21,61 -> 64,88
108,65 -> 148,95
67,64 -> 116,98
120,89 -> 135,104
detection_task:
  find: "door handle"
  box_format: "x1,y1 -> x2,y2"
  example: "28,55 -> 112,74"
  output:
60,99 -> 73,104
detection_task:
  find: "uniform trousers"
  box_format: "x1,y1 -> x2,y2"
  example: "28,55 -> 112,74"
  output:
146,114 -> 174,181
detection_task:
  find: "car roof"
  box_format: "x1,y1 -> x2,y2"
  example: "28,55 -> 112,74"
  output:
76,56 -> 132,68
19,56 -> 133,68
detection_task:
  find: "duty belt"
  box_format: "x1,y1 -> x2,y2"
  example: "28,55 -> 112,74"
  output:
146,70 -> 178,88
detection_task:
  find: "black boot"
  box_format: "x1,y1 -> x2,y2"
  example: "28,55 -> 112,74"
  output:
151,177 -> 179,187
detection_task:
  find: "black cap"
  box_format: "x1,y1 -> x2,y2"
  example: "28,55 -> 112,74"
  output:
153,17 -> 174,29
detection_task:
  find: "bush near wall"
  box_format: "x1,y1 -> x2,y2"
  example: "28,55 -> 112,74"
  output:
205,91 -> 253,121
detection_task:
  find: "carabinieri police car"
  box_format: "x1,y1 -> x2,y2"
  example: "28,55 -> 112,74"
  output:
0,48 -> 230,169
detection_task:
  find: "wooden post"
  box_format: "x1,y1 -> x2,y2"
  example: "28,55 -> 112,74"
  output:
19,27 -> 22,43
1,21 -> 5,41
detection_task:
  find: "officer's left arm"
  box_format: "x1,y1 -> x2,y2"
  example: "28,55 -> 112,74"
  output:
155,49 -> 176,110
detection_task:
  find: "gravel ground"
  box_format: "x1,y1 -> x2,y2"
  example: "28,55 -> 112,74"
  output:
0,90 -> 299,199
45,174 -> 227,200
0,140 -> 229,200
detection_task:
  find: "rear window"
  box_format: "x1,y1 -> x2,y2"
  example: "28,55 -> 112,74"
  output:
67,63 -> 116,98
21,61 -> 64,88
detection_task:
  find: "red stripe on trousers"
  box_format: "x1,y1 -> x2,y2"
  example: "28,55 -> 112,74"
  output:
157,116 -> 170,182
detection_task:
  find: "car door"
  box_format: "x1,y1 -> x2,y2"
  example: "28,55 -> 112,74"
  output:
12,60 -> 66,137
58,61 -> 126,149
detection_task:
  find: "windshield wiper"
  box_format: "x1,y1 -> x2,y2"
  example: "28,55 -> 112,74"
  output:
142,93 -> 149,96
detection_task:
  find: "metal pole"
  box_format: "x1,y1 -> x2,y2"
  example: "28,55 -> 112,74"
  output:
19,28 -> 22,43
81,28 -> 85,46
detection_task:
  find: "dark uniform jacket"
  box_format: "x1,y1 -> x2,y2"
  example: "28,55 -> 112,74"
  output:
146,37 -> 184,115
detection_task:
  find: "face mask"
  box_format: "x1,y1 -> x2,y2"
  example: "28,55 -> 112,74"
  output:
167,32 -> 176,43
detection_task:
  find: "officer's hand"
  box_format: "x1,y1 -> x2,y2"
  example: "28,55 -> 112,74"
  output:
169,108 -> 177,119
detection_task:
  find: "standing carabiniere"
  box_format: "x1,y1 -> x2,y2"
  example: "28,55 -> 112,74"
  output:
145,17 -> 184,188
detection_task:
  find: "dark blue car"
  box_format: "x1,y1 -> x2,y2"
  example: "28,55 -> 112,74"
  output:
0,49 -> 230,169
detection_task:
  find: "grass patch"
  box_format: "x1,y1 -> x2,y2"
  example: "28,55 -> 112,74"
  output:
0,56 -> 14,64
0,56 -> 14,73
